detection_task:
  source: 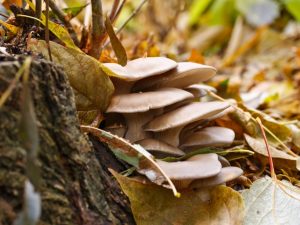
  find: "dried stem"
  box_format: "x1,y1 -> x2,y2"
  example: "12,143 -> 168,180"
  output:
45,0 -> 52,61
35,0 -> 42,26
257,118 -> 275,178
102,0 -> 147,50
109,0 -> 120,21
48,0 -> 80,45
89,0 -> 105,59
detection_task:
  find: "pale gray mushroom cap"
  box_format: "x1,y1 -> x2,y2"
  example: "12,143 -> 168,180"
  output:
136,138 -> 185,156
103,57 -> 177,81
180,126 -> 235,149
106,88 -> 194,113
156,153 -> 222,180
144,101 -> 230,132
189,167 -> 243,188
133,62 -> 216,91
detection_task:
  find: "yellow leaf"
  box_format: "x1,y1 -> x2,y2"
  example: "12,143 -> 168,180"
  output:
25,0 -> 79,50
112,170 -> 245,225
0,20 -> 19,34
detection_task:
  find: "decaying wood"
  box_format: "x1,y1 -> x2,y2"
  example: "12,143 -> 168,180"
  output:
0,55 -> 135,225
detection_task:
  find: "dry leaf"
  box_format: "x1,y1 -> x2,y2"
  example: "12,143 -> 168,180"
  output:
105,16 -> 127,66
243,176 -> 300,225
27,39 -> 114,111
112,170 -> 244,225
80,126 -> 180,197
244,134 -> 300,171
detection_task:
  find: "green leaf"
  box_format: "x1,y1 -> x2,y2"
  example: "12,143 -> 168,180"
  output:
62,4 -> 88,19
27,39 -> 114,111
242,176 -> 300,225
105,16 -> 127,66
283,0 -> 300,21
202,0 -> 236,25
188,0 -> 213,26
112,170 -> 245,225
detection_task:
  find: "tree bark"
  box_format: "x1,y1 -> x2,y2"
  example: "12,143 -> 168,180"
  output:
0,55 -> 135,225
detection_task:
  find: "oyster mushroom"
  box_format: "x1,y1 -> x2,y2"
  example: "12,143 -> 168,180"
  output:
133,62 -> 216,91
180,126 -> 235,151
156,153 -> 222,189
103,57 -> 177,94
189,167 -> 243,188
106,88 -> 194,142
145,101 -> 230,146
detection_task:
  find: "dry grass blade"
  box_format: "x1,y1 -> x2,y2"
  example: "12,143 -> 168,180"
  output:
80,125 -> 180,197
105,15 -> 127,66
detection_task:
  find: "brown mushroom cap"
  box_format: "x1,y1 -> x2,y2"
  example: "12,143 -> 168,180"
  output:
180,126 -> 235,150
103,57 -> 177,81
144,101 -> 230,132
106,88 -> 194,113
156,153 -> 222,180
136,138 -> 185,156
189,167 -> 243,188
133,62 -> 216,91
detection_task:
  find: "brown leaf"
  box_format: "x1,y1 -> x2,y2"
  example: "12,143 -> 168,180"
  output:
27,39 -> 114,111
105,16 -> 127,66
112,170 -> 244,225
244,134 -> 300,171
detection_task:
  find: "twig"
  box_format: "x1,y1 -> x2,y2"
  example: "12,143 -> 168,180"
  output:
112,0 -> 126,23
35,0 -> 42,26
45,0 -> 52,61
48,0 -> 80,45
89,0 -> 105,59
102,0 -> 148,50
109,0 -> 120,21
0,12 -> 9,19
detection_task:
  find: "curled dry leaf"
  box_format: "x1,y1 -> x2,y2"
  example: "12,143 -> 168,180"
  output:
27,39 -> 114,111
244,134 -> 300,171
80,125 -> 179,197
111,170 -> 244,225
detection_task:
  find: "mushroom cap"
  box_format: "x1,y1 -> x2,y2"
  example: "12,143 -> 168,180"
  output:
144,101 -> 230,132
133,62 -> 216,91
184,84 -> 217,98
156,153 -> 222,180
103,57 -> 177,81
189,167 -> 243,188
180,127 -> 235,150
136,138 -> 185,156
106,88 -> 194,113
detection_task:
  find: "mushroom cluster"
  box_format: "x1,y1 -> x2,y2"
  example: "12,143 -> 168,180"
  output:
103,57 -> 242,189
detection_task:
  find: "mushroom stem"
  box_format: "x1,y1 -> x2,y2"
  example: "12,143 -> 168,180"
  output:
155,126 -> 183,147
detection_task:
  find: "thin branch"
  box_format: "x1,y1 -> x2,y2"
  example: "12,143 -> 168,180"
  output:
35,0 -> 42,26
102,0 -> 148,50
89,0 -> 105,59
48,0 -> 80,45
109,0 -> 120,21
111,0 -> 126,23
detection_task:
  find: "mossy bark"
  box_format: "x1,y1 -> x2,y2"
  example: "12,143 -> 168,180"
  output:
0,55 -> 135,225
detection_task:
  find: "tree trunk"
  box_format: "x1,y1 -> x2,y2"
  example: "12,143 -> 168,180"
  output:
0,55 -> 135,225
